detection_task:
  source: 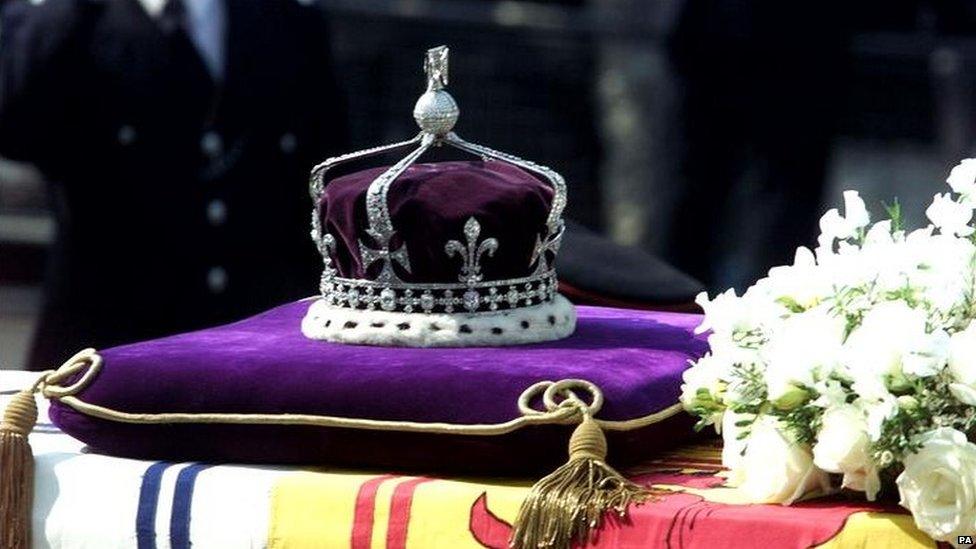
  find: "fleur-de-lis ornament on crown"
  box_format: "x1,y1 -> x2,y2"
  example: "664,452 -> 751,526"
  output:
445,217 -> 499,286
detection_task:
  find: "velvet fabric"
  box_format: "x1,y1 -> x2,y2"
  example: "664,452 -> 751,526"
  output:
320,161 -> 554,282
558,220 -> 705,308
48,300 -> 708,474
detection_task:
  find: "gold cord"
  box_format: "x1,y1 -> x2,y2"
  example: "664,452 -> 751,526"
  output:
37,350 -> 681,434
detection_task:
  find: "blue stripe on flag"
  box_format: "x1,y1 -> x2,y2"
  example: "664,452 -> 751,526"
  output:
136,462 -> 173,549
170,464 -> 212,549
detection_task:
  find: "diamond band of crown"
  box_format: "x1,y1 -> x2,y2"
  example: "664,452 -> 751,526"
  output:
308,46 -> 567,316
319,273 -> 560,315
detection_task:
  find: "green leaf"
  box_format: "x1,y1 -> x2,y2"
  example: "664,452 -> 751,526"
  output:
883,197 -> 902,232
775,296 -> 806,313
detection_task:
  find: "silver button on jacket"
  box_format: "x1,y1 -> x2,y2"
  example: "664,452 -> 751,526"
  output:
206,266 -> 228,293
201,131 -> 223,158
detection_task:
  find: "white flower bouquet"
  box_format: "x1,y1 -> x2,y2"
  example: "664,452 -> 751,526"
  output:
681,159 -> 976,544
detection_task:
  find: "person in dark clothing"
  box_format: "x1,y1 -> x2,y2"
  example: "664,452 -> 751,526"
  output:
0,0 -> 346,370
669,0 -> 849,291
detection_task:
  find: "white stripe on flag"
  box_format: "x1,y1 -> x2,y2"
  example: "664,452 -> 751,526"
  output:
188,465 -> 287,549
39,454 -> 158,548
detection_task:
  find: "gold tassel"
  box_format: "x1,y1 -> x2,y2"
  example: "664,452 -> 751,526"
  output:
510,415 -> 660,549
0,389 -> 38,549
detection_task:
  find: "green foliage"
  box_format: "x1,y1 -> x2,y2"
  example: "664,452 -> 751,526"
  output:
774,403 -> 823,446
724,363 -> 770,441
688,388 -> 725,432
827,282 -> 876,340
872,373 -> 976,468
776,296 -> 806,314
883,198 -> 903,232
729,362 -> 768,407
872,407 -> 926,469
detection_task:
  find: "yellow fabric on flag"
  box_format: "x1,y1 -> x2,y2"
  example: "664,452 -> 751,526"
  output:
268,471 -> 377,549
815,512 -> 936,549
405,479 -> 526,549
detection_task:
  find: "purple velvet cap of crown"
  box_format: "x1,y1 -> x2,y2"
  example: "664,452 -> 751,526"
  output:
320,160 -> 554,283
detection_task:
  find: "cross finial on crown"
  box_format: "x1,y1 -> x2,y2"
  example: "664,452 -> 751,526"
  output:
424,46 -> 449,91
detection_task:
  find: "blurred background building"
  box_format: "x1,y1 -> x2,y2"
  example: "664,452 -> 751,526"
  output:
2,0 -> 974,368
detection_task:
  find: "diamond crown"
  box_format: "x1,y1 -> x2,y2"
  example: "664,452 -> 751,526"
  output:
308,46 -> 567,315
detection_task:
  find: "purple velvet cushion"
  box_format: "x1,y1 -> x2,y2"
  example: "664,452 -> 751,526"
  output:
49,300 -> 707,474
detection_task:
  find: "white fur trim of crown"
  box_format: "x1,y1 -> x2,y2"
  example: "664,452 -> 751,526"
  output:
301,294 -> 576,347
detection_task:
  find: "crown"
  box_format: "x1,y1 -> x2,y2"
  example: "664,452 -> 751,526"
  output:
302,46 -> 575,346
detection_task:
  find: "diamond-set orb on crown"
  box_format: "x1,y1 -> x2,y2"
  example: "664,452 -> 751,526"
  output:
414,90 -> 458,136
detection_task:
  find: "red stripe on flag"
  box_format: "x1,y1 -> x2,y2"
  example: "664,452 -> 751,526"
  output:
386,477 -> 435,549
350,475 -> 396,549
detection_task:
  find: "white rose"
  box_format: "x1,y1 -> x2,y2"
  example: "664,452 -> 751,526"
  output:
734,417 -> 831,504
812,405 -> 881,500
947,158 -> 976,199
926,192 -> 974,237
720,411 -> 748,486
897,428 -> 976,544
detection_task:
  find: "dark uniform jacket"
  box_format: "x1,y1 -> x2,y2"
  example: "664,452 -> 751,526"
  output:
0,0 -> 345,369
